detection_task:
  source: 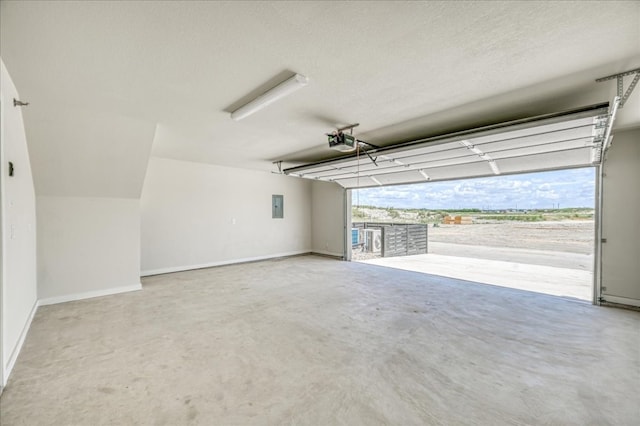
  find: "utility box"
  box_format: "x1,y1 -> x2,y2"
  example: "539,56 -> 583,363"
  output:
352,228 -> 359,245
363,229 -> 382,253
272,195 -> 283,219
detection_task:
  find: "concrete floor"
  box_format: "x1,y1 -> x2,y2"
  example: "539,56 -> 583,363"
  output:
1,255 -> 638,425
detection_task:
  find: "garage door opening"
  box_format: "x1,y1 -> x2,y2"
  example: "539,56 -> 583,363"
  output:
284,102 -> 617,304
350,167 -> 595,302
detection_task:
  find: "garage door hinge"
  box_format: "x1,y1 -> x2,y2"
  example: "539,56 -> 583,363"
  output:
601,238 -> 607,243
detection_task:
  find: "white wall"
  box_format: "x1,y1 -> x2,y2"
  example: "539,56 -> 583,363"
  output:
37,196 -> 141,303
141,158 -> 311,275
311,181 -> 347,258
601,128 -> 640,306
1,59 -> 38,386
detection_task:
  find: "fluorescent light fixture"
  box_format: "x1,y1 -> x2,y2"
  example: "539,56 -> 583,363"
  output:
419,170 -> 430,181
488,161 -> 501,175
231,73 -> 309,121
370,176 -> 382,186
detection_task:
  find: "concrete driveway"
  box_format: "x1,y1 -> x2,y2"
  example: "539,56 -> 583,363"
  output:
359,243 -> 593,302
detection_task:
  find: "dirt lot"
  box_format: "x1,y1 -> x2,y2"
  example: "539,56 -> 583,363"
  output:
428,220 -> 594,255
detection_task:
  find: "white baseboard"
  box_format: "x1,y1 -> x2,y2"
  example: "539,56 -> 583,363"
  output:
38,283 -> 142,306
141,251 -> 312,277
311,250 -> 344,259
3,299 -> 38,387
601,294 -> 640,308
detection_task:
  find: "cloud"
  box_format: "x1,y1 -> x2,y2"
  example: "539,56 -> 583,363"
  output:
537,183 -> 552,191
354,167 -> 595,209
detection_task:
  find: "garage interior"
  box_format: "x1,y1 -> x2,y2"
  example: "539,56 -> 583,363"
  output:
1,2 -> 639,425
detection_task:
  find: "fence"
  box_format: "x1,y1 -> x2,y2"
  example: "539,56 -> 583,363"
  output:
353,222 -> 428,258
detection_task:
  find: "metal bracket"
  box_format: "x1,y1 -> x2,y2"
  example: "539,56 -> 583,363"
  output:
357,140 -> 380,150
361,148 -> 378,166
337,123 -> 359,134
596,68 -> 640,108
272,161 -> 283,174
601,96 -> 620,154
13,98 -> 29,107
335,122 -> 381,150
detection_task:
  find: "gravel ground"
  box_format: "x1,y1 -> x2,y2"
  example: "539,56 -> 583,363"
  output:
428,220 -> 594,255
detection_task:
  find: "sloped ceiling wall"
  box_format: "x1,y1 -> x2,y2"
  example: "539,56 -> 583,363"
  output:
22,107 -> 155,198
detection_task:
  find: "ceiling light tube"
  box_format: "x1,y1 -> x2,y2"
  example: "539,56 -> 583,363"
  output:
231,74 -> 309,121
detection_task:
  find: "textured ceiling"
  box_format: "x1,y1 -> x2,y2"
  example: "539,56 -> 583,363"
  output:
1,1 -> 639,197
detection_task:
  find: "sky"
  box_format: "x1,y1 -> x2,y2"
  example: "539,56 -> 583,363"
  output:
352,167 -> 596,210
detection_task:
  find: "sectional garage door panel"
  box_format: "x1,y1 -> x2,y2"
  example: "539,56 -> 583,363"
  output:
488,139 -> 594,160
495,149 -> 593,175
469,116 -> 596,146
283,103 -> 610,188
474,131 -> 595,154
420,161 -> 495,181
334,161 -> 494,188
